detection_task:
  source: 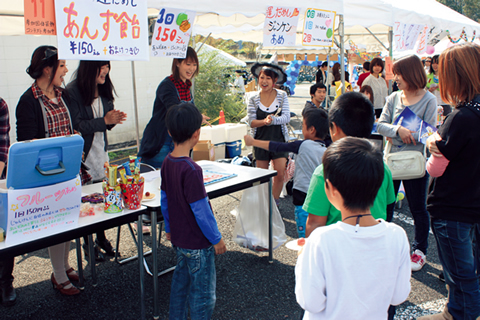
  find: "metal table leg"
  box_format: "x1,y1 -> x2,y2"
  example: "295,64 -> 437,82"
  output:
138,214 -> 145,320
268,178 -> 273,263
152,210 -> 159,320
75,238 -> 84,289
88,234 -> 97,286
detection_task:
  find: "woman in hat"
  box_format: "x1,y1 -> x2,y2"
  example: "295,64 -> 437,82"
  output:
247,63 -> 290,203
16,45 -> 80,296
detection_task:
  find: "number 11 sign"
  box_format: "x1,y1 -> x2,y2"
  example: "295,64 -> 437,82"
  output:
150,8 -> 196,58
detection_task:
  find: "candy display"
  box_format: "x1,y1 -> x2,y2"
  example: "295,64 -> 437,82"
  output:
81,192 -> 104,203
103,163 -> 123,213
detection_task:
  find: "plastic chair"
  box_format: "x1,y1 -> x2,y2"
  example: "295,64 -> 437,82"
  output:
288,112 -> 303,141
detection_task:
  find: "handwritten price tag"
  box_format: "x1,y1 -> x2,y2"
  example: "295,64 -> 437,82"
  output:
150,8 -> 196,58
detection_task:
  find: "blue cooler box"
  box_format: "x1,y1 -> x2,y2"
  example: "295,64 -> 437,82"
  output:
0,136 -> 84,234
226,140 -> 242,158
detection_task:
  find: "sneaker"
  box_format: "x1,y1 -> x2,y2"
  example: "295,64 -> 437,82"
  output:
411,249 -> 426,271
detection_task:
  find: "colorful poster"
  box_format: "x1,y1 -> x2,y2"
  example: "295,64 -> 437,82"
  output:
150,8 -> 196,58
263,6 -> 300,47
24,0 -> 56,35
302,8 -> 336,47
6,176 -> 82,246
54,0 -> 149,61
394,22 -> 425,51
393,106 -> 437,144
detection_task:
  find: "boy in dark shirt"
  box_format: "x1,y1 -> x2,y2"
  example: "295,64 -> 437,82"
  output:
161,103 -> 226,319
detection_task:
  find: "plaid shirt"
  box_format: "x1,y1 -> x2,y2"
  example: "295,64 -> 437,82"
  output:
0,98 -> 10,164
31,83 -> 73,137
168,75 -> 192,102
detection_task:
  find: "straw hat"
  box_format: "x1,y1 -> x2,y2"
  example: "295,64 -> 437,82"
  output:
251,62 -> 287,84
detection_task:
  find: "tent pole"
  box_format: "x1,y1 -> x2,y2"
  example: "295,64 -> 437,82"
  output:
197,32 -> 212,53
131,61 -> 140,153
365,27 -> 389,51
388,27 -> 393,94
339,14 -> 345,94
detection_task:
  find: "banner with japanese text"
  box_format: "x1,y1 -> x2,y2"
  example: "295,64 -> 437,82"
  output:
394,22 -> 425,52
302,9 -> 336,47
150,8 -> 196,58
24,0 -> 57,35
54,0 -> 149,61
263,6 -> 300,47
6,176 -> 81,246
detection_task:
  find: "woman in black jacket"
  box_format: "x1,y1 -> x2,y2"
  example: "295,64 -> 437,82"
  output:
67,60 -> 126,260
138,47 -> 208,168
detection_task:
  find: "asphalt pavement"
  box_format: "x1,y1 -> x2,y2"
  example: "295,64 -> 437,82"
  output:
2,83 -> 448,319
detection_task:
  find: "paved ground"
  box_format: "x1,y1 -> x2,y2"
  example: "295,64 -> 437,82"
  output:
2,83 -> 448,319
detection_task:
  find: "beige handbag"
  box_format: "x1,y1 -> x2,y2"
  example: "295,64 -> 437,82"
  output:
384,141 -> 426,180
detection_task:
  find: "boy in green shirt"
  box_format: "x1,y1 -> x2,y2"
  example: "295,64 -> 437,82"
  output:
303,92 -> 395,237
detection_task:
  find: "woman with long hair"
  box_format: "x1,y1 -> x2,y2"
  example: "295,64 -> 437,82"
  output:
377,55 -> 437,273
418,43 -> 480,320
362,58 -> 388,118
247,63 -> 290,203
66,60 -> 126,260
16,45 -> 80,295
138,46 -> 208,168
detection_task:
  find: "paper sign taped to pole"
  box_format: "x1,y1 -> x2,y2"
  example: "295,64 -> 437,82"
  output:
54,0 -> 149,61
263,6 -> 300,47
150,8 -> 196,58
302,8 -> 336,47
24,0 -> 57,35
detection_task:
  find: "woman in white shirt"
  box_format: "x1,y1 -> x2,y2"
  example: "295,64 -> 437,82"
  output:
362,58 -> 388,118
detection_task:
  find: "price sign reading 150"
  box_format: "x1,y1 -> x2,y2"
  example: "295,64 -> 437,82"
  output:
154,8 -> 191,42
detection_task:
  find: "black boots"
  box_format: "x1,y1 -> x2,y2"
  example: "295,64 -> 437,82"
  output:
0,258 -> 16,307
1,283 -> 16,307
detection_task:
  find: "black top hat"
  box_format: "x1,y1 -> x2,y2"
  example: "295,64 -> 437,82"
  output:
251,62 -> 287,84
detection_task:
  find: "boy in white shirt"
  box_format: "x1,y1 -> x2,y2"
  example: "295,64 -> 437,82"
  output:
295,137 -> 411,320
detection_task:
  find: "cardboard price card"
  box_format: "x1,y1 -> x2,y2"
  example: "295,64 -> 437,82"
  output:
302,8 -> 336,47
150,8 -> 196,58
263,6 -> 300,47
24,0 -> 57,35
6,176 -> 82,246
54,0 -> 149,61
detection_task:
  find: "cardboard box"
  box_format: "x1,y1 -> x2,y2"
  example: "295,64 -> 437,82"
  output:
193,140 -> 215,161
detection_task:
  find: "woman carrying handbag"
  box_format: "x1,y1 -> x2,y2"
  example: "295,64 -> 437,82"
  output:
377,55 -> 437,272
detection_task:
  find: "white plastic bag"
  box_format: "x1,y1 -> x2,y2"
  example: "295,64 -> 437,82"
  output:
232,184 -> 287,251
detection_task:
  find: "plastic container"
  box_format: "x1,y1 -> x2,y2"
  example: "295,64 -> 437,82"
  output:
226,140 -> 242,158
221,123 -> 247,142
214,143 -> 225,161
199,125 -> 226,145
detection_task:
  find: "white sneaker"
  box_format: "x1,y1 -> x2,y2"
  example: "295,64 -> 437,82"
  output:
411,249 -> 426,271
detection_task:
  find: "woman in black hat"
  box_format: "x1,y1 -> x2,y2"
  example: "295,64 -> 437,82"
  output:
247,63 -> 290,203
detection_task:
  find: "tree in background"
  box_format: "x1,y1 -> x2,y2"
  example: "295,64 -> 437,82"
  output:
194,49 -> 246,124
438,0 -> 480,22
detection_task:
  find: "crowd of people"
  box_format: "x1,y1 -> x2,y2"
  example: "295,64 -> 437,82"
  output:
1,42 -> 479,320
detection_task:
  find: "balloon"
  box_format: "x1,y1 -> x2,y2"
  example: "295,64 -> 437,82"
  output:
426,45 -> 435,55
291,67 -> 296,72
287,76 -> 292,81
397,191 -> 405,201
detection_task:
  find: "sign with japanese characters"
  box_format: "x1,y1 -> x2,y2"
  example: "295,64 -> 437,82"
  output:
394,22 -> 425,51
263,6 -> 300,47
302,8 -> 336,47
54,0 -> 149,61
150,8 -> 196,58
6,176 -> 81,246
24,0 -> 57,35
